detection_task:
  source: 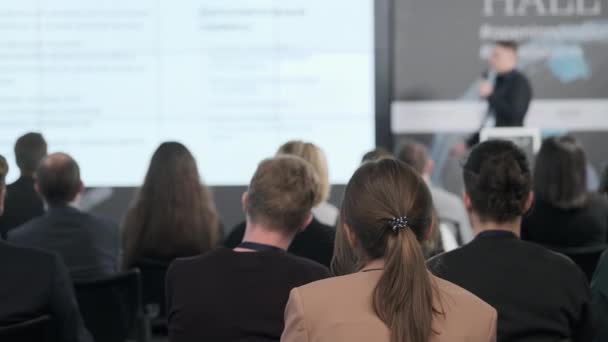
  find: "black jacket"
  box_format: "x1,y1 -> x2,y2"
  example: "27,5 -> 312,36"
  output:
428,230 -> 594,342
488,69 -> 533,127
522,195 -> 608,254
0,176 -> 44,239
224,218 -> 335,267
0,241 -> 92,342
9,205 -> 120,281
166,247 -> 330,342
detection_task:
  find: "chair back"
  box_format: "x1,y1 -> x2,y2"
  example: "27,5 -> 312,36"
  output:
74,269 -> 142,342
0,315 -> 51,342
134,258 -> 170,331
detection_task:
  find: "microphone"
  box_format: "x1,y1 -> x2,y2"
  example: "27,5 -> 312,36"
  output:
481,69 -> 490,80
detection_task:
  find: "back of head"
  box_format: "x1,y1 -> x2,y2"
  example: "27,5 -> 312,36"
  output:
496,40 -> 518,52
247,155 -> 319,235
276,140 -> 329,205
463,140 -> 531,223
15,132 -> 47,175
122,142 -> 220,267
36,153 -> 81,206
361,147 -> 393,163
336,158 -> 437,342
0,155 -> 7,214
534,135 -> 588,209
396,141 -> 429,175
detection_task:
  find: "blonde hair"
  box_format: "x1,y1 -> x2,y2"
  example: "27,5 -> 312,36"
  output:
276,140 -> 330,206
247,155 -> 320,234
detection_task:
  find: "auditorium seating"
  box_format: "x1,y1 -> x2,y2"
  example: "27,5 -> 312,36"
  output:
74,269 -> 147,342
135,258 -> 171,335
0,315 -> 51,342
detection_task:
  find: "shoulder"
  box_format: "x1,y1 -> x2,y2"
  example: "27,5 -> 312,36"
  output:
281,253 -> 331,278
294,271 -> 391,307
0,241 -> 57,270
427,243 -> 472,270
433,274 -> 494,313
167,248 -> 229,277
82,212 -> 119,232
8,216 -> 45,240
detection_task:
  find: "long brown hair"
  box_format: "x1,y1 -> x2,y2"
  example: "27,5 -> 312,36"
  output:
333,158 -> 440,342
121,142 -> 220,269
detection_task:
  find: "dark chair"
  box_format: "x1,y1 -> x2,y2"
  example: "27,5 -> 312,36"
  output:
134,258 -> 171,334
0,315 -> 51,342
74,269 -> 146,342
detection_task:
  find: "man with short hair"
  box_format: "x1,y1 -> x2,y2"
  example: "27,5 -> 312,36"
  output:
0,132 -> 47,239
167,155 -> 330,342
0,154 -> 92,342
398,141 -> 474,243
9,152 -> 119,281
479,41 -> 532,128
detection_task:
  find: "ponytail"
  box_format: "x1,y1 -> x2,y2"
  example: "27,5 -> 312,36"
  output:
373,228 -> 436,342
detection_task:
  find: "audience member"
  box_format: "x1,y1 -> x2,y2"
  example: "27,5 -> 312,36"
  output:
522,135 -> 608,279
121,142 -> 221,269
167,156 -> 330,342
0,133 -> 46,239
225,141 -> 335,267
282,158 -> 496,342
0,154 -> 92,342
428,140 -> 594,341
397,140 -> 474,243
592,249 -> 608,342
278,141 -> 338,226
361,146 -> 392,163
9,153 -> 119,281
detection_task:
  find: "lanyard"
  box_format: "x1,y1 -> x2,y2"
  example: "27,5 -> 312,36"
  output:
237,241 -> 284,253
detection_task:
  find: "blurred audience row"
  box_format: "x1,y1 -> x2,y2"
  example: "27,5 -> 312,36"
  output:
1,132 -> 608,341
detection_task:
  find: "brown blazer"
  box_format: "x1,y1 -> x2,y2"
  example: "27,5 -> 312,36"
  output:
281,261 -> 497,342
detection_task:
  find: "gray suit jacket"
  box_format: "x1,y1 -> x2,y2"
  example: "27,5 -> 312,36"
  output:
9,205 -> 119,281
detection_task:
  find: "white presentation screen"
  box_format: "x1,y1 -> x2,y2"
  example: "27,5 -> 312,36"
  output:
0,0 -> 375,186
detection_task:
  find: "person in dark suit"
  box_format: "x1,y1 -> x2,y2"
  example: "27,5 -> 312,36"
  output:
428,140 -> 594,342
0,133 -> 47,239
225,141 -> 336,267
522,136 -> 608,279
0,153 -> 92,342
224,219 -> 334,267
167,156 -> 330,342
9,152 -> 119,281
464,41 -> 533,148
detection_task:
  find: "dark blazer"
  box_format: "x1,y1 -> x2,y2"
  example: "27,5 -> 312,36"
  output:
488,69 -> 532,127
224,218 -> 335,267
428,230 -> 594,342
0,176 -> 44,239
166,247 -> 330,342
522,195 -> 608,253
9,205 -> 120,281
0,241 -> 92,342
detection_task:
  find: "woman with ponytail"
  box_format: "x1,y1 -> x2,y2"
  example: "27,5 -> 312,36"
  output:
281,158 -> 496,342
